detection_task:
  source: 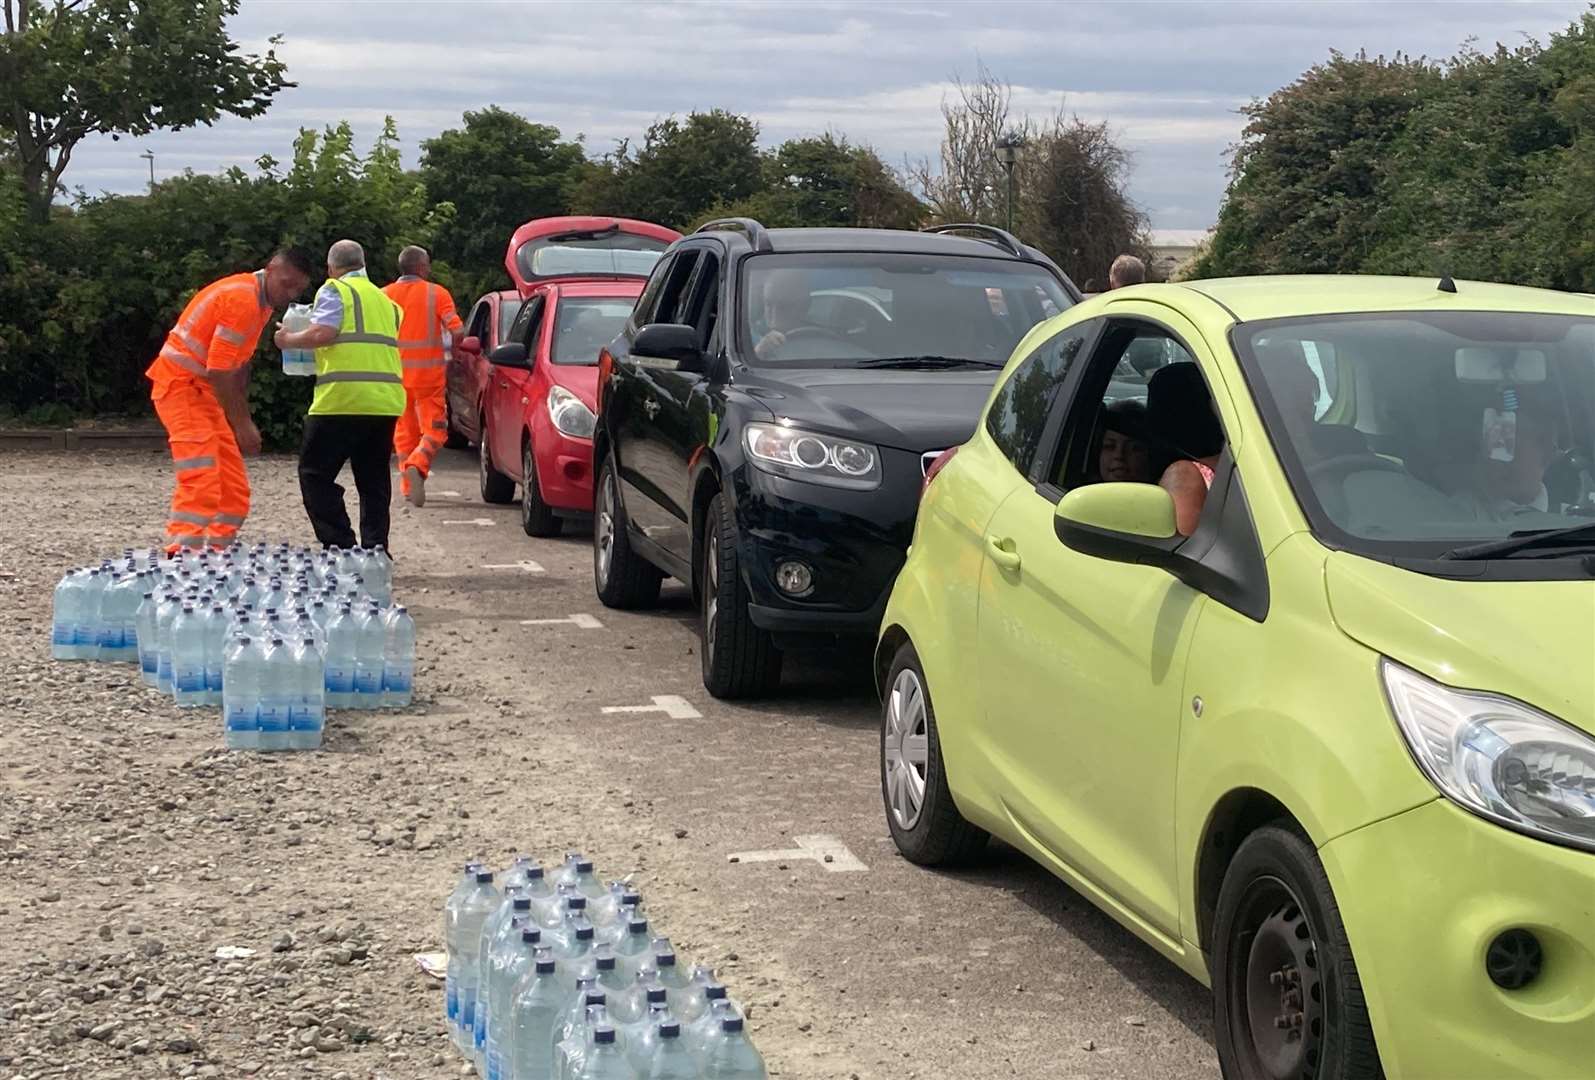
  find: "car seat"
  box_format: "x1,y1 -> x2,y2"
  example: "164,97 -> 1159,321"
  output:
1145,362 -> 1224,472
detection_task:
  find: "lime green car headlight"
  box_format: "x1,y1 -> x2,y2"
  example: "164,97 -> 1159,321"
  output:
1382,659 -> 1595,853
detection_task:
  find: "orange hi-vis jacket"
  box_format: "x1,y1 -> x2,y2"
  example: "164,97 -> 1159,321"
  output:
145,270 -> 273,386
383,276 -> 464,389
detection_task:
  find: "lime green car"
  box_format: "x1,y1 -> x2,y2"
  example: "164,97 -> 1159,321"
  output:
876,277 -> 1595,1079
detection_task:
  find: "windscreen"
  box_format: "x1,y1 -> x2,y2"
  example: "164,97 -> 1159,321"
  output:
514,229 -> 669,283
738,252 -> 1071,368
1237,311 -> 1595,555
551,298 -> 635,366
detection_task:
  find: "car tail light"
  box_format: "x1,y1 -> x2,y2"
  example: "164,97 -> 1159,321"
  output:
921,446 -> 959,494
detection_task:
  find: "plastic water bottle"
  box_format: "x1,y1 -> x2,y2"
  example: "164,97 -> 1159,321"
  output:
366,545 -> 394,604
171,604 -> 208,706
444,863 -> 484,1033
569,945 -> 630,1007
382,605 -> 415,708
623,1000 -> 676,1073
455,870 -> 501,1054
323,604 -> 358,709
563,859 -> 605,902
99,572 -> 142,662
204,604 -> 228,706
281,302 -> 316,375
486,928 -> 543,1080
76,568 -> 109,660
257,637 -> 293,751
699,1010 -> 766,1079
612,919 -> 655,989
155,591 -> 183,694
672,966 -> 717,1024
135,591 -> 160,686
510,953 -> 570,1080
222,636 -> 262,751
51,570 -> 84,659
554,995 -> 610,1080
640,1019 -> 696,1079
353,603 -> 386,708
289,633 -> 325,751
574,1026 -> 637,1080
682,988 -> 731,1055
476,895 -> 533,1063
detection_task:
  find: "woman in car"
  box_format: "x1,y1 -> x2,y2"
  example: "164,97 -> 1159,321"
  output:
1096,399 -> 1154,483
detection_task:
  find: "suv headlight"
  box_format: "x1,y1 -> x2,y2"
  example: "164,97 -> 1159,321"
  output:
1382,659 -> 1595,852
547,385 -> 595,439
743,422 -> 881,490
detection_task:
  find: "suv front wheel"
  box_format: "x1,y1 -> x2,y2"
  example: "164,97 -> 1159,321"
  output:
700,492 -> 781,699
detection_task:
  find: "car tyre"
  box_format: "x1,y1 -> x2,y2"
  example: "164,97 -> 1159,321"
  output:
479,416 -> 515,505
521,439 -> 562,537
881,641 -> 988,865
1213,823 -> 1383,1080
700,491 -> 782,699
593,452 -> 662,609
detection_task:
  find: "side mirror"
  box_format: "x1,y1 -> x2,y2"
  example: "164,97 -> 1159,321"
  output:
633,323 -> 705,374
458,336 -> 482,355
1053,483 -> 1181,564
488,342 -> 530,369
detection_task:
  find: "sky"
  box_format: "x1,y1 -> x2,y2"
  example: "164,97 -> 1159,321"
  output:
67,0 -> 1593,235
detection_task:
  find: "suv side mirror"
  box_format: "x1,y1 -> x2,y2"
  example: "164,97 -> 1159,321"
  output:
633,323 -> 705,374
488,342 -> 530,369
1054,483 -> 1180,561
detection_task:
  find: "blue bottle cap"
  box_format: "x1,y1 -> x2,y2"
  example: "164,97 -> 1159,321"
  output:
512,897 -> 532,911
622,890 -> 642,906
475,870 -> 494,883
596,952 -> 616,971
525,866 -> 545,880
584,991 -> 607,1007
629,919 -> 649,935
593,1026 -> 617,1045
658,1021 -> 681,1039
655,951 -> 677,968
566,896 -> 587,910
535,957 -> 557,975
575,860 -> 594,873
575,926 -> 594,942
646,987 -> 667,1004
721,1015 -> 744,1034
521,928 -> 542,946
705,983 -> 728,1001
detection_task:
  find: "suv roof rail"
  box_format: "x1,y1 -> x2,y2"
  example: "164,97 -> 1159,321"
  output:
695,217 -> 773,252
921,222 -> 1026,259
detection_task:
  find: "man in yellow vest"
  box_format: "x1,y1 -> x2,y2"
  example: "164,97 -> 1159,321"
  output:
273,239 -> 406,552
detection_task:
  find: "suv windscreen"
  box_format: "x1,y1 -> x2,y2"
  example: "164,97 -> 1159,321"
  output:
738,253 -> 1070,368
1237,310 -> 1595,558
552,298 -> 635,366
515,229 -> 669,283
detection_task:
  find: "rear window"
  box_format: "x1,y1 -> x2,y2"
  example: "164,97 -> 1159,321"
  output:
514,228 -> 669,283
552,298 -> 635,366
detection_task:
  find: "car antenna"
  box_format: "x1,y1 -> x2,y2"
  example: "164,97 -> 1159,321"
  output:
1437,273 -> 1457,294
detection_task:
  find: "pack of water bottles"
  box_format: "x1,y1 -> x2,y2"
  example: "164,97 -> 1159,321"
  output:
50,542 -> 417,752
445,852 -> 768,1080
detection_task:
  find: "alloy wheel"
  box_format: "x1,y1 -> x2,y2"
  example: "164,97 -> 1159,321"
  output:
595,468 -> 615,587
883,667 -> 929,830
703,535 -> 719,662
521,443 -> 535,529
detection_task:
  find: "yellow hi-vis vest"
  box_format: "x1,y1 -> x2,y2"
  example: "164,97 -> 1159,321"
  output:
310,274 -> 406,417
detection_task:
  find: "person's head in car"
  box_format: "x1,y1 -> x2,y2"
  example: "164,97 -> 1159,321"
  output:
1099,400 -> 1153,483
1471,399 -> 1557,512
755,269 -> 814,359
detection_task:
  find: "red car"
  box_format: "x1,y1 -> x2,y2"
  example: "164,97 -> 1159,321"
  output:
445,289 -> 523,448
471,216 -> 680,535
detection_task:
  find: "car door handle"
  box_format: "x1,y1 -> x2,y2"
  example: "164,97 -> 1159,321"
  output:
498,380 -> 509,389
986,536 -> 1022,572
642,399 -> 660,419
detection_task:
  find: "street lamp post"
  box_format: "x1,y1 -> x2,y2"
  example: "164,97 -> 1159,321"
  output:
993,132 -> 1025,233
139,149 -> 155,191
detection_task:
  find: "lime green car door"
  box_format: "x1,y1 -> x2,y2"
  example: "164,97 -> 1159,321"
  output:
974,319 -> 1214,940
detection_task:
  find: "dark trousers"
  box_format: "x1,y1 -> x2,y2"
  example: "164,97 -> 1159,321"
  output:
298,414 -> 400,551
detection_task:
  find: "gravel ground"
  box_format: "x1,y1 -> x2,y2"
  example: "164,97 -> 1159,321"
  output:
0,448 -> 1220,1080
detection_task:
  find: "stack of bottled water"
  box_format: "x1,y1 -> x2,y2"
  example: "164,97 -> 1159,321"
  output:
50,543 -> 415,751
445,853 -> 768,1079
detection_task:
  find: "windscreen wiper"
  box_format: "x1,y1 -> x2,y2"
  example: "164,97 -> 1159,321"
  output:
1438,522 -> 1595,561
857,355 -> 1004,369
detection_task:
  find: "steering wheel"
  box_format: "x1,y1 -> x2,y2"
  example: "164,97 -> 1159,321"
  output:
780,325 -> 850,344
1306,453 -> 1409,482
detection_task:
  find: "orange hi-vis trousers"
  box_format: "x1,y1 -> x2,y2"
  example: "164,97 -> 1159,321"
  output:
395,385 -> 448,480
153,379 -> 249,550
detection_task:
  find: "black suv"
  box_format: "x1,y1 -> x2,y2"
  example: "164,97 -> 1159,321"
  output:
592,219 -> 1077,698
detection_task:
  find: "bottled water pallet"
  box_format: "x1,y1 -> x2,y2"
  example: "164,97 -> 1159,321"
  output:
50,542 -> 417,752
446,852 -> 769,1080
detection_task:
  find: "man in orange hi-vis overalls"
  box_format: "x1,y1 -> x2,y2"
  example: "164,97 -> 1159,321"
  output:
145,249 -> 313,551
383,246 -> 464,508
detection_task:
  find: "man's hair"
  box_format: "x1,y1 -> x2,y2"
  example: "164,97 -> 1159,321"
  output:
276,246 -> 316,277
1109,254 -> 1146,288
397,245 -> 430,276
327,239 -> 366,272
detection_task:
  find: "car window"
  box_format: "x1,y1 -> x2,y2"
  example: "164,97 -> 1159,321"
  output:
513,227 -> 668,284
508,296 -> 545,350
1076,328 -> 1199,488
655,251 -> 702,325
631,255 -> 675,327
1238,311 -> 1595,555
467,301 -> 491,343
985,324 -> 1092,479
551,298 -> 635,366
739,252 -> 1072,368
680,252 -> 721,349
497,298 -> 524,344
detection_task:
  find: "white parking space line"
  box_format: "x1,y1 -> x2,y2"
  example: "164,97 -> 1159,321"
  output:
433,490 -> 463,498
484,560 -> 545,573
727,834 -> 868,873
600,694 -> 703,720
442,518 -> 494,526
519,613 -> 604,630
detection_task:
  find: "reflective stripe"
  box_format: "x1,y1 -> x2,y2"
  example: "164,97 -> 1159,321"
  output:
171,455 -> 217,471
213,513 -> 246,527
176,327 -> 209,358
170,510 -> 212,526
430,419 -> 449,431
348,281 -> 365,334
397,340 -> 443,349
166,534 -> 206,548
216,326 -> 248,346
424,287 -> 438,347
402,358 -> 446,369
333,332 -> 401,346
317,370 -> 403,385
159,348 -> 208,376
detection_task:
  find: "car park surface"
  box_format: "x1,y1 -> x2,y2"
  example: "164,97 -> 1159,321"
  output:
877,275 -> 1595,1079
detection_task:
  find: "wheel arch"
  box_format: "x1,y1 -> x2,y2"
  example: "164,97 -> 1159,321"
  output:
1193,787 -> 1309,955
688,458 -> 724,602
875,623 -> 910,699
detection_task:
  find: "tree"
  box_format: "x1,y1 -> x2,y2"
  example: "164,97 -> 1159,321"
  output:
570,109 -> 763,229
691,134 -> 923,231
909,65 -> 1014,225
0,0 -> 290,222
1017,115 -> 1148,286
419,106 -> 586,300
